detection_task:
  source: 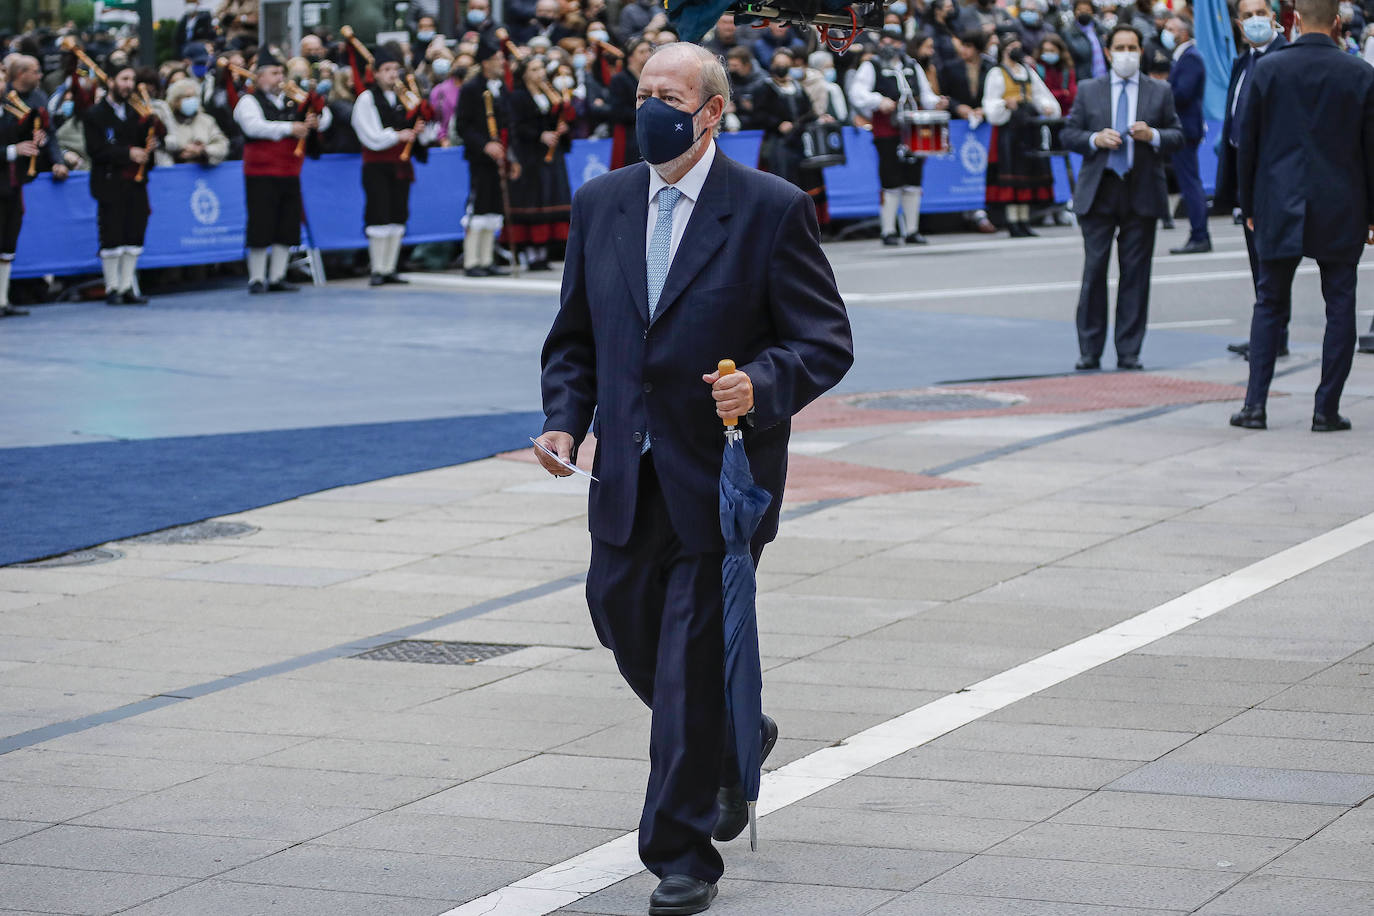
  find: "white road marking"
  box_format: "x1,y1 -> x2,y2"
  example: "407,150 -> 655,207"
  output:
397,273 -> 563,294
439,508 -> 1374,916
1146,318 -> 1236,330
832,244 -> 1251,272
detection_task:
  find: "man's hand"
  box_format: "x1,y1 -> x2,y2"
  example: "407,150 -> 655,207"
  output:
51,162 -> 68,180
128,146 -> 148,164
1004,98 -> 1019,112
1095,128 -> 1123,149
778,121 -> 793,134
702,368 -> 754,420
1129,120 -> 1152,142
533,431 -> 576,477
396,128 -> 416,143
1041,102 -> 1058,117
15,139 -> 39,157
484,140 -> 504,162
877,98 -> 897,114
1247,217 -> 1255,232
1366,225 -> 1373,245
303,113 -> 320,130
540,129 -> 559,147
290,121 -> 310,138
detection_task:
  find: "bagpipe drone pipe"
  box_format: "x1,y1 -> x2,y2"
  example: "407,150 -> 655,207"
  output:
667,0 -> 888,51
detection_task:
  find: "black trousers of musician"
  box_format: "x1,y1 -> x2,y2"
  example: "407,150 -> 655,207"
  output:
96,181 -> 150,250
1076,172 -> 1156,362
875,137 -> 925,238
1242,222 -> 1288,353
0,192 -> 20,309
586,454 -> 763,884
1171,138 -> 1210,245
1245,257 -> 1356,416
464,157 -> 504,270
245,176 -> 303,248
362,163 -> 411,227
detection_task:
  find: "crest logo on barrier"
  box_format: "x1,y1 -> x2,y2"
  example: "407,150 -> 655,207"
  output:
582,153 -> 608,183
190,180 -> 220,226
959,132 -> 987,175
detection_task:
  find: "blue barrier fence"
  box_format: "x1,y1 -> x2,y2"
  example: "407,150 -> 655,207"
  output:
13,121 -> 1220,279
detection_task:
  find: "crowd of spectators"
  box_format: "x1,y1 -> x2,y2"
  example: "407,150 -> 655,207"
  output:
5,0 -> 1374,288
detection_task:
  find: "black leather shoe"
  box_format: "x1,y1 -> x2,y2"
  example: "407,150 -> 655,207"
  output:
1170,238 -> 1213,254
712,714 -> 778,842
1227,341 -> 1250,357
248,280 -> 267,295
267,281 -> 299,293
904,232 -> 929,245
1161,217 -> 1175,229
1312,413 -> 1352,432
122,290 -> 148,305
382,273 -> 409,284
649,875 -> 716,915
106,290 -> 125,305
1007,222 -> 1029,238
1230,405 -> 1267,429
1075,356 -> 1100,371
0,305 -> 29,316
528,259 -> 552,271
369,273 -> 387,286
881,234 -> 901,246
464,267 -> 491,278
1117,356 -> 1144,371
1020,223 -> 1039,237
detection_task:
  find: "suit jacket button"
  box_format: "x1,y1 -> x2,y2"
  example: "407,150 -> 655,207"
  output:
642,382 -> 653,393
642,329 -> 648,340
632,432 -> 643,443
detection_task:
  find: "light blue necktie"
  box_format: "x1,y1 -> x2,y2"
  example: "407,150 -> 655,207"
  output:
643,186 -> 682,453
1109,79 -> 1131,177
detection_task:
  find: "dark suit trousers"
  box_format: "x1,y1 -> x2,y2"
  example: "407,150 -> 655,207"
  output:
1245,257 -> 1357,415
586,454 -> 758,884
1076,172 -> 1157,361
1171,138 -> 1209,243
1242,222 -> 1287,351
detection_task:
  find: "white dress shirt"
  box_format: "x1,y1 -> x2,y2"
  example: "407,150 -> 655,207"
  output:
1230,38 -> 1276,120
233,92 -> 333,140
645,139 -> 717,266
1089,73 -> 1161,170
847,58 -> 940,118
982,63 -> 1061,126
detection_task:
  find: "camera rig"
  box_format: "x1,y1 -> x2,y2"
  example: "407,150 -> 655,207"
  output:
667,0 -> 888,53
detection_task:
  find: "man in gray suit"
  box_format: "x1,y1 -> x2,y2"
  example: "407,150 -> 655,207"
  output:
1062,24 -> 1184,371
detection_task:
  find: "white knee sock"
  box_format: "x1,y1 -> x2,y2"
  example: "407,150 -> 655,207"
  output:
366,226 -> 388,276
268,245 -> 290,283
479,228 -> 495,267
880,189 -> 900,237
119,247 -> 141,294
901,187 -> 922,235
246,248 -> 268,284
100,249 -> 122,293
386,225 -> 406,275
0,257 -> 11,307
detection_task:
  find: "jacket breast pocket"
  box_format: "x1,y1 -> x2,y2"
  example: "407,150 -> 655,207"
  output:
686,282 -> 750,324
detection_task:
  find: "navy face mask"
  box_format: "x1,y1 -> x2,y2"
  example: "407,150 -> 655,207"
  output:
635,95 -> 712,165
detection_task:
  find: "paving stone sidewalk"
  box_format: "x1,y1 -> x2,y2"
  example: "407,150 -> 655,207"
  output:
2,355 -> 1374,915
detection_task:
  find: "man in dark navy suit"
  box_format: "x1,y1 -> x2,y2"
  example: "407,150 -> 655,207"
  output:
1063,24 -> 1184,372
1163,15 -> 1211,254
535,42 -> 853,916
1232,0 -> 1374,432
1216,0 -> 1288,360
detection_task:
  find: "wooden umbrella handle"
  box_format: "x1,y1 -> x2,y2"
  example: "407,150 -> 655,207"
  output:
718,359 -> 737,428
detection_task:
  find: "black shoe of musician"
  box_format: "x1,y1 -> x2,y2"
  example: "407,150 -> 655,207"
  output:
1230,405 -> 1267,429
528,260 -> 552,271
904,233 -> 928,245
248,281 -> 267,295
1170,238 -> 1212,254
1117,356 -> 1144,371
1161,217 -> 1175,230
1075,356 -> 1100,371
122,290 -> 149,305
267,281 -> 299,293
1021,223 -> 1039,237
1312,413 -> 1352,432
0,305 -> 30,317
106,290 -> 124,305
882,234 -> 901,246
648,875 -> 717,916
464,267 -> 491,278
369,273 -> 387,286
382,273 -> 409,284
712,714 -> 779,842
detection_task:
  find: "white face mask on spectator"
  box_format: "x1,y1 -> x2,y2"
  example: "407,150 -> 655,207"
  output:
553,74 -> 575,90
1110,50 -> 1140,79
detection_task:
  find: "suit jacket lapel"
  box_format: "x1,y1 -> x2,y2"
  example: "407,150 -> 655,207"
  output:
613,164 -> 651,324
649,153 -> 732,326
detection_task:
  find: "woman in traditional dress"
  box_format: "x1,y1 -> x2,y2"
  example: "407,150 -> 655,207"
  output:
753,48 -> 829,226
607,37 -> 650,169
507,56 -> 574,270
982,31 -> 1061,236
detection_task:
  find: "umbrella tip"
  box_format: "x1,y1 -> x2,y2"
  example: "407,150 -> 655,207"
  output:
748,801 -> 758,852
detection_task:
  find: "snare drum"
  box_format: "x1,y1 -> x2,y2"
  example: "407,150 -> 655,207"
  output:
800,120 -> 847,169
907,109 -> 950,157
1026,116 -> 1066,157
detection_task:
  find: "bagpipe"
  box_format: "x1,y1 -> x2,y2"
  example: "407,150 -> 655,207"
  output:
398,74 -> 435,163
2,91 -> 50,179
132,85 -> 166,182
55,36 -> 164,181
339,26 -> 434,163
56,36 -> 104,115
535,81 -> 577,163
226,61 -> 325,157
666,0 -> 887,52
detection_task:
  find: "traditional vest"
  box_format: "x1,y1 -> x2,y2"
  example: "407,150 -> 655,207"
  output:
871,56 -> 922,139
242,90 -> 303,178
999,65 -> 1032,105
361,85 -> 409,165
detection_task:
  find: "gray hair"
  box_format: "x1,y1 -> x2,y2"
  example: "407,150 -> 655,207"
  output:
1167,16 -> 1194,38
651,42 -> 731,136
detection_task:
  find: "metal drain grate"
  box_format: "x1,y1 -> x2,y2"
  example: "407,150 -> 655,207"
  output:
850,388 -> 1028,412
12,547 -> 124,568
352,640 -> 528,665
122,521 -> 259,545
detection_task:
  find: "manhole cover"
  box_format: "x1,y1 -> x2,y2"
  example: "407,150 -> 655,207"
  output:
352,640 -> 528,665
12,547 -> 124,568
122,521 -> 259,545
849,388 -> 1028,412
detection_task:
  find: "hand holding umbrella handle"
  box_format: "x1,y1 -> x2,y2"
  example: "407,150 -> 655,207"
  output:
718,359 -> 738,429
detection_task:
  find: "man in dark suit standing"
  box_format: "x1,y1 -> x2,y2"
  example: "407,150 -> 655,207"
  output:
173,0 -> 217,54
536,42 -> 853,916
1163,16 -> 1212,254
1215,0 -> 1288,360
1063,24 -> 1184,371
1231,0 -> 1374,432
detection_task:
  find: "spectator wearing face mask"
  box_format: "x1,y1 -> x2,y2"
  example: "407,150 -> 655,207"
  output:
752,21 -> 807,71
609,37 -> 651,168
429,55 -> 464,145
755,49 -> 830,227
1064,0 -> 1110,80
1037,33 -> 1078,112
1016,0 -> 1056,51
957,0 -> 1016,38
803,50 -> 848,123
983,31 -> 1062,236
1162,15 -> 1211,253
619,0 -> 668,40
704,14 -> 743,56
155,78 -> 230,167
927,0 -> 964,67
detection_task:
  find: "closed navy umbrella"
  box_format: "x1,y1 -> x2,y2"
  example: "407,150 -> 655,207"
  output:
716,359 -> 774,850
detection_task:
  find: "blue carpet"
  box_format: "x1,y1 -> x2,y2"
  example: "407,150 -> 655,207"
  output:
0,411 -> 545,566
